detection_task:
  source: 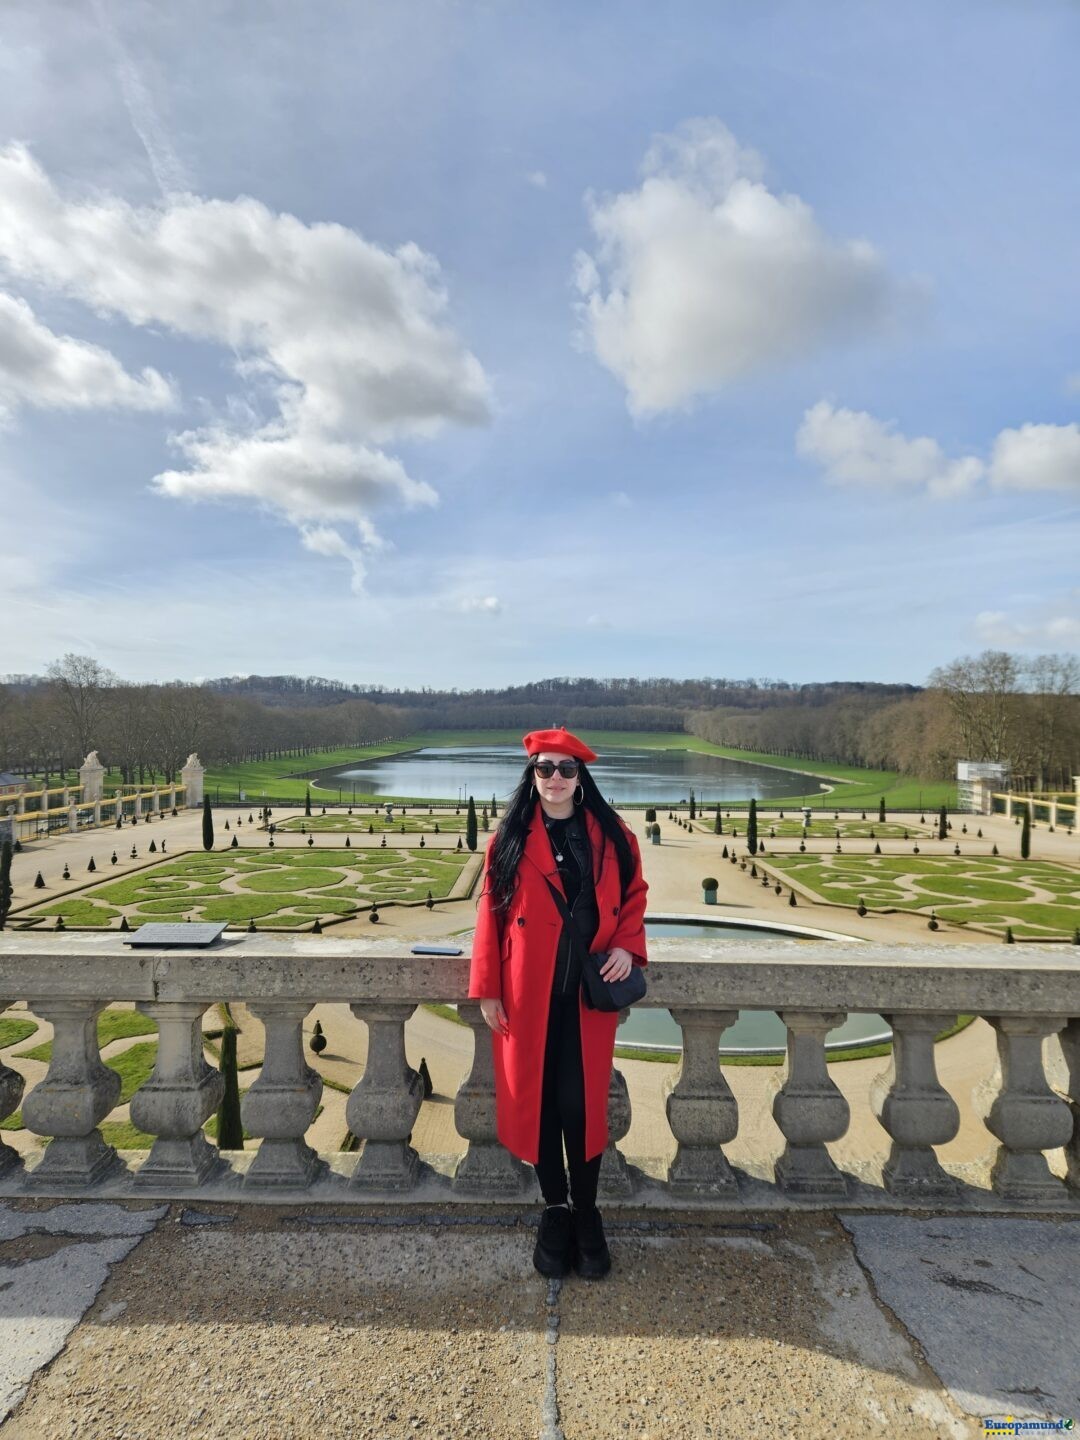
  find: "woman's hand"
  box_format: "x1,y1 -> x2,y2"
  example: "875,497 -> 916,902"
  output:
480,997 -> 509,1036
599,947 -> 634,982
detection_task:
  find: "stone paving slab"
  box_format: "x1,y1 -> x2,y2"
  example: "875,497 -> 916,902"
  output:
2,1203 -> 1055,1440
0,1203 -> 167,1423
841,1215 -> 1080,1423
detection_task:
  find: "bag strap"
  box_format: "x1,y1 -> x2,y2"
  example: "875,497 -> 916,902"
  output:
544,877 -> 596,968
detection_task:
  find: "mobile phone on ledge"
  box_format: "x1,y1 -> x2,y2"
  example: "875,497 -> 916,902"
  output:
409,943 -> 464,956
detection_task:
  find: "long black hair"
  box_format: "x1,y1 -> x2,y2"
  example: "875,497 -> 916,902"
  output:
483,758 -> 635,915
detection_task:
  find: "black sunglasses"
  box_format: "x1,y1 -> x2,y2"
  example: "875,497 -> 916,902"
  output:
531,759 -> 581,779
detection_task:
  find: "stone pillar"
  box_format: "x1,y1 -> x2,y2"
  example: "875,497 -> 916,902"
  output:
1005,794 -> 1013,819
0,997 -> 25,1176
870,1012 -> 960,1198
151,788 -> 161,815
664,1008 -> 740,1194
15,790 -> 25,815
771,1011 -> 850,1198
67,803 -> 78,834
1058,1019 -> 1080,1195
347,1003 -> 423,1191
22,999 -> 122,1186
598,1063 -> 635,1198
452,1003 -> 529,1195
133,791 -> 142,819
130,1001 -> 224,1187
79,752 -> 105,803
61,787 -> 70,811
180,754 -> 205,809
975,1015 -> 1072,1202
242,1001 -> 326,1188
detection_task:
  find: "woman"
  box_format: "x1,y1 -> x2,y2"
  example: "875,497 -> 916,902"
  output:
469,728 -> 648,1280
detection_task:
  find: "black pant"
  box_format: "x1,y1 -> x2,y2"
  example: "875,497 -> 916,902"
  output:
534,991 -> 602,1210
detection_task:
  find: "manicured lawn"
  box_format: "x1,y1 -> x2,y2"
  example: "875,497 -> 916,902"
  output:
765,854 -> 1080,938
15,1007 -> 157,1062
0,1019 -> 38,1050
278,812 -> 472,832
23,848 -> 475,929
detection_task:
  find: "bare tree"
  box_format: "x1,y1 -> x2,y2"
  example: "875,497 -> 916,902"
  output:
45,654 -> 118,763
927,651 -> 1022,764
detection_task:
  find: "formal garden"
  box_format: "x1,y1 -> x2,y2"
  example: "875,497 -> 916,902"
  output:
762,852 -> 1080,938
19,847 -> 478,929
276,809 -> 475,833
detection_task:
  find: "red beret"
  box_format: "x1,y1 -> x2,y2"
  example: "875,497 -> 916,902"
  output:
522,727 -> 598,763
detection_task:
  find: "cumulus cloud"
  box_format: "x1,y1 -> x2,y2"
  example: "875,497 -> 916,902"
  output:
0,143 -> 490,584
526,171 -> 548,189
975,600 -> 1080,648
574,119 -> 899,413
0,290 -> 174,424
988,423 -> 1080,492
796,401 -> 984,498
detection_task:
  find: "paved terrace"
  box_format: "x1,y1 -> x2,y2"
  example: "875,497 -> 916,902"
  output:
0,931 -> 1078,1436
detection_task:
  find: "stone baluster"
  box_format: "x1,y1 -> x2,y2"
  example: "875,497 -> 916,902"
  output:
241,1002 -> 326,1188
1059,1018 -> 1080,1194
870,1012 -> 959,1198
771,1010 -> 850,1198
347,1003 -> 423,1191
0,997 -> 25,1176
22,999 -> 122,1186
976,1015 -> 1072,1202
452,1003 -> 529,1195
665,1009 -> 739,1194
129,1001 -> 224,1187
598,1062 -> 635,1198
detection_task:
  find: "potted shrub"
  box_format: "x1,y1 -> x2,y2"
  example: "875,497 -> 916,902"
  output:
702,876 -> 718,905
650,822 -> 661,845
644,807 -> 656,835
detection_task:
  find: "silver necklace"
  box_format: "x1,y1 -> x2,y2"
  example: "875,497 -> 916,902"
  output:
546,813 -> 573,864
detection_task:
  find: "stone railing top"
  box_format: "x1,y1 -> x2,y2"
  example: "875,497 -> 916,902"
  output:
0,934 -> 1078,1014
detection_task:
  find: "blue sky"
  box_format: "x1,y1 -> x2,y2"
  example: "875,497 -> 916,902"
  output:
1,0 -> 1078,687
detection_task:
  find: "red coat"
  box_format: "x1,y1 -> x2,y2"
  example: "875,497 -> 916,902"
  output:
468,805 -> 649,1165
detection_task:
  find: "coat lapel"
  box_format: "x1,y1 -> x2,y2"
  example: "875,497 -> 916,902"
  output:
523,803 -> 564,898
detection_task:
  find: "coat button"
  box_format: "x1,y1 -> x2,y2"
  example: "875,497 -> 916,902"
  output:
612,906 -> 619,915
516,917 -> 525,927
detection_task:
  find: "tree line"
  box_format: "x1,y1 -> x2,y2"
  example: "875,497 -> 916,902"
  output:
0,650 -> 1075,790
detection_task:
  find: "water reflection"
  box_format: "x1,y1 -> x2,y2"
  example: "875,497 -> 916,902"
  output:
315,743 -> 826,805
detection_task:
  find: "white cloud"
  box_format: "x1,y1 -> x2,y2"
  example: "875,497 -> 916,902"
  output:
574,118 -> 899,413
988,423 -> 1080,492
796,401 -> 984,498
974,600 -> 1080,648
458,595 -> 502,614
526,170 -> 548,189
609,489 -> 633,508
0,290 -> 174,424
0,143 -> 490,583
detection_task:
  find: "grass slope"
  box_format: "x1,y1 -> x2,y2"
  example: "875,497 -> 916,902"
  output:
204,730 -> 953,809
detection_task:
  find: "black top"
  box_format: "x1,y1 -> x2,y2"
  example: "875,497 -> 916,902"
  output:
543,809 -> 600,997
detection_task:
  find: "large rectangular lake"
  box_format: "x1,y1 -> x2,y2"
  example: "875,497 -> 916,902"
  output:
311,744 -> 827,806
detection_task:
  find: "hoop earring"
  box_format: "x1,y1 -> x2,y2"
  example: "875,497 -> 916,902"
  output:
573,784 -> 584,806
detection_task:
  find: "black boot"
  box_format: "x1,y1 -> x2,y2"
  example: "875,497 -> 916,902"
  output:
572,1205 -> 611,1279
533,1205 -> 573,1278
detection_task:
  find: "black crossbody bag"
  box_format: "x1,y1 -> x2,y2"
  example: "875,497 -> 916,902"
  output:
544,877 -> 647,1012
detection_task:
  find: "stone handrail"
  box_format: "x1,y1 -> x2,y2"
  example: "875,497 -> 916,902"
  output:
0,935 -> 1077,1210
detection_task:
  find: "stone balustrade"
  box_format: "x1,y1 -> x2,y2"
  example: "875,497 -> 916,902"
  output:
1,934 -> 1078,1212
